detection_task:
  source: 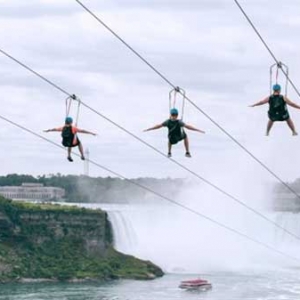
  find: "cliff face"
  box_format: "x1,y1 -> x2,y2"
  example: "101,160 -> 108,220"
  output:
0,197 -> 163,282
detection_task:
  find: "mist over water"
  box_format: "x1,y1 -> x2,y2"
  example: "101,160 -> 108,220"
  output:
103,147 -> 300,274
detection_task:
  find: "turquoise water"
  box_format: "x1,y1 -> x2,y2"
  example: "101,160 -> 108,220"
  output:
1,271 -> 300,300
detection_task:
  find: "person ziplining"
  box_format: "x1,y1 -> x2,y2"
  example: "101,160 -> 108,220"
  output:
249,63 -> 300,136
44,116 -> 96,162
44,95 -> 96,162
144,87 -> 205,158
250,84 -> 300,136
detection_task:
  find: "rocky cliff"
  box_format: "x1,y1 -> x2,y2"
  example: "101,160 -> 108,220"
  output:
0,197 -> 163,282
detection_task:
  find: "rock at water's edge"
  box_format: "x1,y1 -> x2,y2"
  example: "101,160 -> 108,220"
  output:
0,197 -> 163,282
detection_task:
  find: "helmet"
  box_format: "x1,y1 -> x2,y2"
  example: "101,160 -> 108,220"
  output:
170,108 -> 179,115
65,117 -> 73,124
273,84 -> 281,91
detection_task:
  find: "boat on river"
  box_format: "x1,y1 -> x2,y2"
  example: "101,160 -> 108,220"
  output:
179,278 -> 212,291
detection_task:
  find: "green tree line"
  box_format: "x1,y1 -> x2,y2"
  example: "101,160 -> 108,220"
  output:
0,174 -> 185,203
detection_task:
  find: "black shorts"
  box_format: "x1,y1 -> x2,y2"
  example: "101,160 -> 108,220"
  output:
169,131 -> 187,145
62,137 -> 81,148
71,138 -> 81,147
268,111 -> 290,122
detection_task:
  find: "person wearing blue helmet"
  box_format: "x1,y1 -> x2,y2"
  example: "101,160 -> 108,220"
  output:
44,117 -> 96,162
144,108 -> 205,157
250,83 -> 300,136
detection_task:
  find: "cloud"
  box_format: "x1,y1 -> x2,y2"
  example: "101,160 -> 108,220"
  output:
0,0 -> 300,183
0,1 -> 79,19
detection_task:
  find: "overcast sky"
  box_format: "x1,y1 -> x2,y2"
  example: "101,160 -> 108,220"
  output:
1,0 -> 300,187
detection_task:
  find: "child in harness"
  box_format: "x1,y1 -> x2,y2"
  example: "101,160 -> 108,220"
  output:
44,117 -> 96,162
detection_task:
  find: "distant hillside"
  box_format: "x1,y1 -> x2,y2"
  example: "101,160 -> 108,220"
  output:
0,174 -> 185,203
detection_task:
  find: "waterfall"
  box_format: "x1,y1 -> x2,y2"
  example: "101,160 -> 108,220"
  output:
77,144 -> 300,274
108,210 -> 137,254
103,182 -> 300,274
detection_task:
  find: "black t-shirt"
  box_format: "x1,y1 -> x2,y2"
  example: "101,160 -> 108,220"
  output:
268,95 -> 289,121
162,119 -> 185,138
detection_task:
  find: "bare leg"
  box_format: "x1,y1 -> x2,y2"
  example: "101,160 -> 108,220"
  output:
286,118 -> 298,135
78,143 -> 85,159
168,142 -> 172,157
67,147 -> 73,162
266,120 -> 274,136
184,137 -> 191,157
184,137 -> 190,153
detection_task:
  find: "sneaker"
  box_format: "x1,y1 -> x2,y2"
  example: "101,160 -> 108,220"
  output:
167,152 -> 172,158
81,156 -> 85,160
67,156 -> 73,162
185,152 -> 192,158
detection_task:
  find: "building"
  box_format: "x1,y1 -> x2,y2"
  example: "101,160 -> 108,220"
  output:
0,183 -> 65,202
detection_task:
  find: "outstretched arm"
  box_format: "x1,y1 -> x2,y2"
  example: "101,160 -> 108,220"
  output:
144,124 -> 163,132
43,127 -> 62,132
184,124 -> 205,133
249,97 -> 269,107
284,97 -> 300,109
77,129 -> 97,136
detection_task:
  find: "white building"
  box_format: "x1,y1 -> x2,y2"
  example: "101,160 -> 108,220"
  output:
0,183 -> 65,202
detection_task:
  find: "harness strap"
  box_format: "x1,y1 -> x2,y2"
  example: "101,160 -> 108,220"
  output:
65,94 -> 81,126
169,87 -> 186,120
269,62 -> 289,97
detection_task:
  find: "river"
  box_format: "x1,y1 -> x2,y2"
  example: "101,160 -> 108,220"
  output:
3,189 -> 300,300
1,271 -> 300,300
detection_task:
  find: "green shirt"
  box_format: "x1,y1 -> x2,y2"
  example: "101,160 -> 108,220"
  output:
162,119 -> 185,138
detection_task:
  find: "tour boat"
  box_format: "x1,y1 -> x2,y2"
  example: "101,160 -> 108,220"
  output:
179,278 -> 212,290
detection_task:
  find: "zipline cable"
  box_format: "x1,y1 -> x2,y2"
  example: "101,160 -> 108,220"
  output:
73,0 -> 300,202
0,112 -> 300,264
1,47 -> 300,242
0,49 -> 69,97
233,0 -> 300,99
74,0 -> 176,89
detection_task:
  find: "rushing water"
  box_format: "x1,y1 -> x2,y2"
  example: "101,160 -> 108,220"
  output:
1,272 -> 300,300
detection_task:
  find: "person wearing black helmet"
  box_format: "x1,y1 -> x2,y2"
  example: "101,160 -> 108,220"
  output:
250,84 -> 300,136
144,108 -> 205,158
44,116 -> 96,162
